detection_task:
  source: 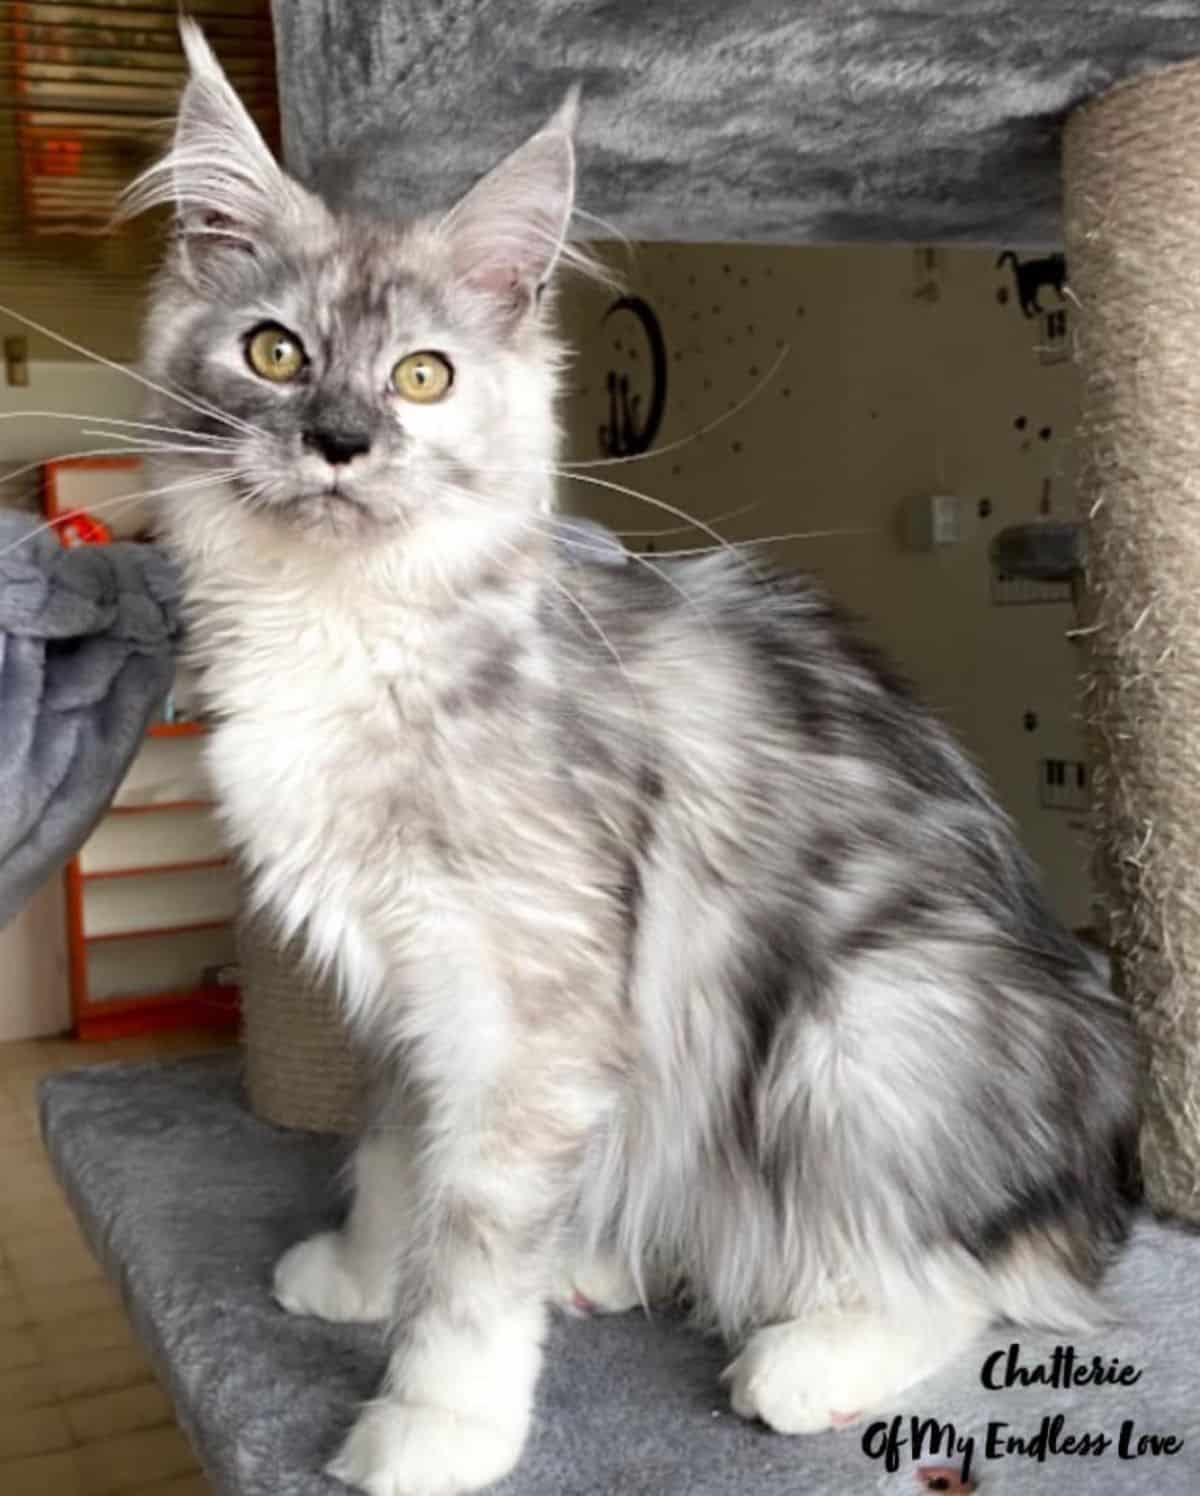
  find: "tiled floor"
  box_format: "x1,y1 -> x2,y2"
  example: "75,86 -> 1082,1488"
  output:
0,1028 -> 237,1496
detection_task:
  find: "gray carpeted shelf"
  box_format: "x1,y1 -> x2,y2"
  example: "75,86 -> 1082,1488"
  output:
276,1 -> 1200,246
37,1054 -> 1200,1494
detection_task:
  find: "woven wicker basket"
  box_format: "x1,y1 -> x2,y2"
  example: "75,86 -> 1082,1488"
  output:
237,909 -> 366,1136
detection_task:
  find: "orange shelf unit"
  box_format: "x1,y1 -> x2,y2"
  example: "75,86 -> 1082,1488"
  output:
46,457 -> 240,1040
108,799 -> 214,816
43,453 -> 141,529
82,858 -> 231,883
146,722 -> 210,739
62,782 -> 241,1042
63,794 -> 241,1042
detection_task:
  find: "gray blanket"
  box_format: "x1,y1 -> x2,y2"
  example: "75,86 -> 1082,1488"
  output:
0,512 -> 180,926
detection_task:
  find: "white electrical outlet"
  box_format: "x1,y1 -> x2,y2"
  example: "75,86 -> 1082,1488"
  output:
900,493 -> 964,550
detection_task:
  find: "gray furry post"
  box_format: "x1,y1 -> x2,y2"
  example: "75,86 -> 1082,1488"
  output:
124,23 -> 1136,1496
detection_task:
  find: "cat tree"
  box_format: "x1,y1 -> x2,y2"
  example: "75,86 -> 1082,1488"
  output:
1066,59 -> 1200,1223
37,6 -> 1200,1493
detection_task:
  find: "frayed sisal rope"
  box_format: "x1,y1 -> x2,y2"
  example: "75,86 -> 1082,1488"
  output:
1065,56 -> 1200,1222
238,906 -> 367,1136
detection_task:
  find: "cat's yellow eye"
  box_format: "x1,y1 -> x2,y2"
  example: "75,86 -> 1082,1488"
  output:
391,351 -> 453,403
245,324 -> 306,383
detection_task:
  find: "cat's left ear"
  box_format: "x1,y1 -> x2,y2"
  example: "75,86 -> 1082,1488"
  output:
440,88 -> 580,321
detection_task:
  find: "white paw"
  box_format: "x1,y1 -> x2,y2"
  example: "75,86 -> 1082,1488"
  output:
273,1231 -> 391,1323
725,1313 -> 931,1435
555,1251 -> 642,1316
328,1402 -> 524,1496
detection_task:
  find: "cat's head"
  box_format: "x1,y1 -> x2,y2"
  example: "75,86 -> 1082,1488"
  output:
126,21 -> 588,561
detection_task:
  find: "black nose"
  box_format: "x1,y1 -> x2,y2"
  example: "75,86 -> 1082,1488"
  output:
303,427 -> 371,466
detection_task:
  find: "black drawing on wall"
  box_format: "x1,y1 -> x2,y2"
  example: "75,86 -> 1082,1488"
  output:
996,251 -> 1068,319
1043,308 -> 1068,341
598,296 -> 667,457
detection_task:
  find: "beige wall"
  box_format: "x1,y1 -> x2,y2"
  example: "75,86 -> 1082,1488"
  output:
559,244 -> 1090,927
0,232 -> 153,366
0,359 -> 145,500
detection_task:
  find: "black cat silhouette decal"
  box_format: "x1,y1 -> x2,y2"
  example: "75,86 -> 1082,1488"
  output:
598,296 -> 667,457
997,251 -> 1068,319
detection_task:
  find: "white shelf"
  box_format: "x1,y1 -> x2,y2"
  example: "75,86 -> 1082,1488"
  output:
86,927 -> 238,1003
82,864 -> 237,940
80,806 -> 227,876
109,735 -> 212,810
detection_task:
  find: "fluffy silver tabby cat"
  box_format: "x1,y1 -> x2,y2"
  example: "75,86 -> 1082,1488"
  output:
126,24 -> 1136,1496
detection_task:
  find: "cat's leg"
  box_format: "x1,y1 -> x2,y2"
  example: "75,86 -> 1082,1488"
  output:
329,1084 -> 605,1496
725,1300 -> 989,1434
274,1127 -> 413,1323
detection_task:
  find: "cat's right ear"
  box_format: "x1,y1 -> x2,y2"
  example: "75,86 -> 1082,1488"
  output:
438,88 -> 582,325
118,20 -> 324,283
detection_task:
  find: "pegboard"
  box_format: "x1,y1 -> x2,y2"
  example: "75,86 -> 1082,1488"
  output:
558,245 -> 1091,927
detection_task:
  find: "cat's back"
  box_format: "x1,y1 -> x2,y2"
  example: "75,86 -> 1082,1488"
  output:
549,546 -> 978,802
549,548 -> 1087,981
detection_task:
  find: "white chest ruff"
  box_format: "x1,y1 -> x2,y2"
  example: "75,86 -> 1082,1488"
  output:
202,595 -> 464,1017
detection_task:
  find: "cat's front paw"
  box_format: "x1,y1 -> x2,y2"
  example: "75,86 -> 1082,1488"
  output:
555,1250 -> 642,1317
328,1402 -> 524,1496
725,1317 -> 867,1434
272,1230 -> 391,1323
725,1312 -> 947,1435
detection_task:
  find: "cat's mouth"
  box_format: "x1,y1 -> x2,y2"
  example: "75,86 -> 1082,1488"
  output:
312,485 -> 364,509
290,490 -> 365,520
270,483 -> 378,537
229,471 -> 395,540
282,476 -> 368,511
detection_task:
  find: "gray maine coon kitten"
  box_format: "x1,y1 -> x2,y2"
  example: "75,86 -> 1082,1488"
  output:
123,23 -> 1136,1496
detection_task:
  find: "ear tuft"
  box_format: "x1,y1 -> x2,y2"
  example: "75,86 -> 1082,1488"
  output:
548,83 -> 582,139
116,19 -> 321,274
439,88 -> 586,321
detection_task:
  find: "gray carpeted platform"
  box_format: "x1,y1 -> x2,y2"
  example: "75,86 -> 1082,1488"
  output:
274,1 -> 1200,247
38,1054 -> 1200,1494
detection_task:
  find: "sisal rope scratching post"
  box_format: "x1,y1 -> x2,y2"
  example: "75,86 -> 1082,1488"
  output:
1065,59 -> 1200,1222
237,907 -> 366,1136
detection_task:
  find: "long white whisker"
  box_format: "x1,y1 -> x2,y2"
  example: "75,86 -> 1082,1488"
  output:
570,539 -> 716,640
432,478 -> 717,640
556,503 -> 761,540
486,528 -> 649,732
554,469 -> 757,576
159,368 -> 262,441
445,458 -> 746,561
79,423 -> 237,450
570,207 -> 632,247
0,299 -> 264,441
0,469 -> 239,560
561,344 -> 791,471
234,477 -> 280,513
0,445 -> 228,499
78,429 -> 237,456
645,528 -> 878,558
0,410 -> 238,446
